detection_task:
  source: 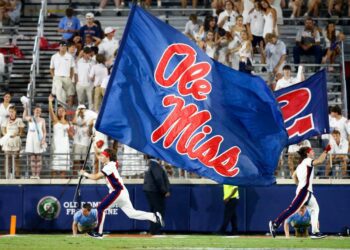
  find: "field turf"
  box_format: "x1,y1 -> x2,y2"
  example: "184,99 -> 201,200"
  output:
1,234 -> 350,249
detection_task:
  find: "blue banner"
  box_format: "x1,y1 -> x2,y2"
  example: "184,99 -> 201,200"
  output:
96,5 -> 288,186
274,70 -> 329,145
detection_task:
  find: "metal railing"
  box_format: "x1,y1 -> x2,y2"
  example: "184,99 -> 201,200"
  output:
0,151 -> 201,180
0,151 -> 348,180
340,41 -> 348,116
276,152 -> 350,179
27,0 -> 47,114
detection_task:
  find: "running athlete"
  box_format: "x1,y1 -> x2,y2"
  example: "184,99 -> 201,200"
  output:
80,148 -> 164,238
269,145 -> 331,239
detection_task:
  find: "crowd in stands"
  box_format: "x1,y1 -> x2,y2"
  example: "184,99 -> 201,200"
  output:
0,0 -> 349,180
95,0 -> 200,13
184,0 -> 346,86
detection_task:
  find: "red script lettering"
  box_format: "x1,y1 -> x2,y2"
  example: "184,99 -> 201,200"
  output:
277,88 -> 314,138
151,95 -> 240,177
154,43 -> 212,100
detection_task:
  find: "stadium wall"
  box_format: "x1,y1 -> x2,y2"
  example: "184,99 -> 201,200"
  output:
0,184 -> 349,234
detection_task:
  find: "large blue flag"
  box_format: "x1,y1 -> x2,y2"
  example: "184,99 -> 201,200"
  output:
274,70 -> 329,145
96,5 -> 288,185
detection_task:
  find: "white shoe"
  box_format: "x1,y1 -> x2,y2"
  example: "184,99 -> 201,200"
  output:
155,212 -> 164,227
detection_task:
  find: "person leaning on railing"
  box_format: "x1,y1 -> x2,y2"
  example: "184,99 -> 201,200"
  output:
326,129 -> 349,178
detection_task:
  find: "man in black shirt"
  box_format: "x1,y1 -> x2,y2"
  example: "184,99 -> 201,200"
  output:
143,156 -> 170,235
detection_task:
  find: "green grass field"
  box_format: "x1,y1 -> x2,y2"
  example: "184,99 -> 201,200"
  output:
1,234 -> 350,249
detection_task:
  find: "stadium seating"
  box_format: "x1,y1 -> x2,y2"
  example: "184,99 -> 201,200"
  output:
0,0 -> 349,179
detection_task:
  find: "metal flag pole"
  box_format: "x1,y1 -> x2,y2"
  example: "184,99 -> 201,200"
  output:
72,135 -> 94,205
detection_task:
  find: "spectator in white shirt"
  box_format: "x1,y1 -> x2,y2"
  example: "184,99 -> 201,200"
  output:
293,17 -> 322,65
199,30 -> 218,59
101,66 -> 112,96
227,15 -> 246,70
238,30 -> 253,74
1,106 -> 25,179
184,14 -> 200,42
216,28 -> 231,66
0,92 -> 12,127
275,65 -> 305,91
67,42 -> 78,59
329,105 -> 350,142
90,54 -> 108,112
287,139 -> 311,176
98,26 -> 119,67
265,33 -> 286,86
50,41 -> 75,104
242,0 -> 254,24
260,0 -> 278,39
90,46 -> 99,63
246,1 -> 265,65
67,42 -> 78,85
72,105 -> 92,176
326,130 -> 349,177
218,0 -> 239,32
75,47 -> 94,110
